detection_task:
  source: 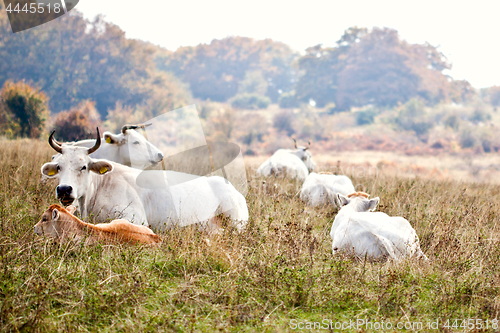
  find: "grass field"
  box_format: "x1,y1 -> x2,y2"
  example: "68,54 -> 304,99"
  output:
2,138 -> 500,332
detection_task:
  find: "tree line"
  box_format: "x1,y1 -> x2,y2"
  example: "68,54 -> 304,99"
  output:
1,6 -> 500,140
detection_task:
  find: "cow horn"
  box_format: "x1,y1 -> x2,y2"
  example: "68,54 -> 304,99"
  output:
305,141 -> 311,151
122,123 -> 152,134
121,125 -> 139,134
292,137 -> 297,149
48,130 -> 63,154
87,128 -> 101,154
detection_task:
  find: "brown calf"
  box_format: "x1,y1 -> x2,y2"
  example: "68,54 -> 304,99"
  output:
34,204 -> 162,245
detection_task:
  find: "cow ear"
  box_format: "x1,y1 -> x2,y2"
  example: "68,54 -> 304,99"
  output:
52,209 -> 59,221
337,194 -> 349,207
367,197 -> 380,211
41,163 -> 58,178
89,160 -> 114,175
67,205 -> 76,215
103,132 -> 123,145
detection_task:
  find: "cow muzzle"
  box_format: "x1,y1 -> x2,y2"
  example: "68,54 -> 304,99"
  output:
56,185 -> 75,206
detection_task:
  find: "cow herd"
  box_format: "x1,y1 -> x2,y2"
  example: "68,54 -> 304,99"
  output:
35,127 -> 426,261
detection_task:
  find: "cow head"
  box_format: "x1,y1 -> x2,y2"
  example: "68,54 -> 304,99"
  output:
336,192 -> 380,212
103,124 -> 164,169
292,138 -> 316,172
34,204 -> 77,239
41,129 -> 114,207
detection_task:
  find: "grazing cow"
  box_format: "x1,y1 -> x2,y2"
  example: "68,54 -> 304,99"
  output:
330,192 -> 428,261
256,139 -> 316,181
51,124 -> 164,170
300,172 -> 355,207
41,129 -> 249,232
34,204 -> 162,245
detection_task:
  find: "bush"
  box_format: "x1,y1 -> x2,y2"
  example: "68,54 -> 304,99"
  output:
278,92 -> 299,108
469,107 -> 491,124
355,109 -> 377,125
395,99 -> 433,137
230,93 -> 271,110
459,130 -> 478,149
443,114 -> 460,130
273,110 -> 295,136
488,86 -> 500,107
236,113 -> 269,145
0,80 -> 49,138
52,101 -> 102,141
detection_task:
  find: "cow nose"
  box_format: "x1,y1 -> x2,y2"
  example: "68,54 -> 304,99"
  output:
157,152 -> 164,161
56,185 -> 72,197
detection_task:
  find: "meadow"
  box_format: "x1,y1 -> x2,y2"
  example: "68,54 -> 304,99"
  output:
1,138 -> 500,332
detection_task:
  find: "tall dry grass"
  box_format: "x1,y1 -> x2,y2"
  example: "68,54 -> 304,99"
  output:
1,139 -> 500,331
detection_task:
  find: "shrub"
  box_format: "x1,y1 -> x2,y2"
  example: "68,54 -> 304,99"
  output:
278,92 -> 299,108
52,101 -> 102,141
443,114 -> 460,130
236,113 -> 269,145
355,109 -> 378,126
395,99 -> 433,137
459,129 -> 478,149
488,86 -> 500,107
204,107 -> 235,141
325,103 -> 343,114
469,107 -> 491,124
230,93 -> 271,110
0,80 -> 49,138
273,110 -> 295,136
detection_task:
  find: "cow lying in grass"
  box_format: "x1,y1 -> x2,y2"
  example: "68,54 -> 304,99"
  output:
330,192 -> 427,261
34,204 -> 162,245
300,172 -> 355,207
256,138 -> 316,181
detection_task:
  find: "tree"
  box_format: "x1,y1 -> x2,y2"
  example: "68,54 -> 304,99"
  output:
0,80 -> 49,138
296,27 -> 458,109
487,86 -> 500,107
295,27 -> 367,108
0,10 -> 191,116
52,100 -> 102,141
336,28 -> 421,109
160,37 -> 298,102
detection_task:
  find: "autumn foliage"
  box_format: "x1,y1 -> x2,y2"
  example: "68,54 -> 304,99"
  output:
52,101 -> 102,141
0,80 -> 49,139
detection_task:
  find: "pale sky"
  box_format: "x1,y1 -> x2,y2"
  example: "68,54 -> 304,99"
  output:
76,0 -> 500,89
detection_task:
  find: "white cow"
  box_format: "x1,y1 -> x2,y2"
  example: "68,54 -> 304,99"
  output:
256,139 -> 316,181
41,130 -> 249,232
52,124 -> 164,170
330,192 -> 428,261
300,172 -> 355,207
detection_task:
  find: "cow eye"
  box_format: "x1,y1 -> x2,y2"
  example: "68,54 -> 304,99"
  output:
133,141 -> 140,145
81,166 -> 87,171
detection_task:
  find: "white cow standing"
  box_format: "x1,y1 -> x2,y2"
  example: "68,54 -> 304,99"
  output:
52,124 -> 164,170
256,139 -> 316,181
330,192 -> 428,261
41,130 -> 249,232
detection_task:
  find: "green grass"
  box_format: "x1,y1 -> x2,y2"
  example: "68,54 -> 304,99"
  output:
1,138 -> 500,332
